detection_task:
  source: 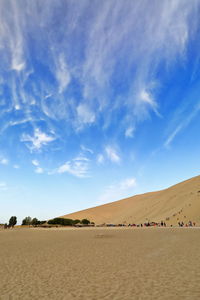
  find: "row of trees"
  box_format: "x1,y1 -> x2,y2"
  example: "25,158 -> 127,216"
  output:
21,216 -> 46,226
2,216 -> 44,228
21,216 -> 92,226
2,216 -> 92,228
47,218 -> 91,226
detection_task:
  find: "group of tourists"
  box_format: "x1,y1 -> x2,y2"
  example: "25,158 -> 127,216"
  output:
178,221 -> 195,227
127,221 -> 167,227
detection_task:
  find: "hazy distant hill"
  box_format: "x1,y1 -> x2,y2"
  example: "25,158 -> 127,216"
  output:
61,175 -> 200,225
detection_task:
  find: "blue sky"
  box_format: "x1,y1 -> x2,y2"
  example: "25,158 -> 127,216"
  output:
0,0 -> 200,223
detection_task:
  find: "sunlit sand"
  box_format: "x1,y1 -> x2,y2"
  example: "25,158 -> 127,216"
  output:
1,227 -> 200,299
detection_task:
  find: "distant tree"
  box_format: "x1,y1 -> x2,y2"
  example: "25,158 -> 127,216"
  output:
73,219 -> 81,225
48,218 -> 73,226
31,218 -> 38,226
47,218 -> 91,226
81,218 -> 90,225
22,216 -> 32,226
38,220 -> 46,225
9,216 -> 17,227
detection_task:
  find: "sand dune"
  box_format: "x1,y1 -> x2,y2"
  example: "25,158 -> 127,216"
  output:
61,175 -> 200,226
1,228 -> 200,299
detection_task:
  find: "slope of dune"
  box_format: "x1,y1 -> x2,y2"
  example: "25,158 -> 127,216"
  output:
61,175 -> 200,225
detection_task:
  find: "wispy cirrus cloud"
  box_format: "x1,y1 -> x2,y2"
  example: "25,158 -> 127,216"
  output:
97,154 -> 104,164
56,155 -> 90,178
96,146 -> 121,164
98,177 -> 136,204
0,0 -> 197,140
31,159 -> 44,174
35,167 -> 44,174
56,53 -> 71,94
105,146 -> 120,163
164,102 -> 200,147
0,158 -> 9,165
13,164 -> 20,169
125,126 -> 135,138
21,128 -> 55,151
81,145 -> 94,154
76,104 -> 95,128
9,2 -> 26,72
32,160 -> 39,166
0,0 -> 199,177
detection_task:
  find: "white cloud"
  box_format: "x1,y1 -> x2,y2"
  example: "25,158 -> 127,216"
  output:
125,126 -> 135,138
8,2 -> 26,72
164,125 -> 182,148
164,103 -> 200,147
97,154 -> 104,164
32,159 -> 39,166
9,118 -> 32,127
0,158 -> 8,165
12,56 -> 25,72
80,0 -> 197,127
0,0 -> 199,154
77,104 -> 95,125
56,54 -> 71,93
139,88 -> 162,117
57,156 -> 90,178
105,146 -> 120,163
14,104 -> 20,110
81,145 -> 94,154
10,28 -> 26,72
13,164 -> 20,169
21,128 -> 55,151
73,156 -> 89,162
98,177 -> 136,204
35,167 -> 44,174
140,89 -> 156,109
31,160 -> 43,174
119,178 -> 136,190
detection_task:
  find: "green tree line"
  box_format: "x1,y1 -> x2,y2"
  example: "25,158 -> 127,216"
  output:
1,216 -> 93,228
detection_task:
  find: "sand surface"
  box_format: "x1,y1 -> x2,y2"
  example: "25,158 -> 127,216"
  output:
62,175 -> 200,226
0,228 -> 200,300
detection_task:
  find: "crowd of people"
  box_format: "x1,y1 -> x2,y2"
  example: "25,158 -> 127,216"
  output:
178,221 -> 195,227
106,220 -> 197,227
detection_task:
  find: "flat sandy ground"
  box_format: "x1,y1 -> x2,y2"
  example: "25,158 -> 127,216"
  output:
0,228 -> 200,300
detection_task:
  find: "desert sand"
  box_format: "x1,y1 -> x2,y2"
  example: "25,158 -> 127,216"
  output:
62,175 -> 200,226
0,227 -> 200,299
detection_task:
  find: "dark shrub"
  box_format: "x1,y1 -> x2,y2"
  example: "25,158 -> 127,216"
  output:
31,218 -> 39,226
48,218 -> 73,226
81,218 -> 90,225
73,219 -> 81,225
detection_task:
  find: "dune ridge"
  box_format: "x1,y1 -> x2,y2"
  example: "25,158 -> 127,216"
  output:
61,175 -> 200,225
